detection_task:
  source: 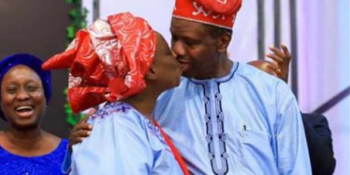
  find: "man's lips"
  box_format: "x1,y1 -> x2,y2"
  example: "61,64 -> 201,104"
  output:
177,59 -> 190,70
177,58 -> 188,62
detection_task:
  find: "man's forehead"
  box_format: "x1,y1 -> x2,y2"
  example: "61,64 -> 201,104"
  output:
170,18 -> 207,37
171,17 -> 204,29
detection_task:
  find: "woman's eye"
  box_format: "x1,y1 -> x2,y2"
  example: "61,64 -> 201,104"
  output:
27,86 -> 38,92
7,87 -> 16,94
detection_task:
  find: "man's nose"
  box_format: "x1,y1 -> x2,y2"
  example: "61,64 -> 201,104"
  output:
172,41 -> 186,56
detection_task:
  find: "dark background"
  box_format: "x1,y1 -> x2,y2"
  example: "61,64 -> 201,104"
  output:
0,0 -> 73,138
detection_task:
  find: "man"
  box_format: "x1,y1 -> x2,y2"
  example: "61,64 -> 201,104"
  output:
152,0 -> 310,174
68,0 -> 311,174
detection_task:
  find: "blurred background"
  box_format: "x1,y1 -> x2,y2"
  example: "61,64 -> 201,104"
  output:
0,0 -> 349,174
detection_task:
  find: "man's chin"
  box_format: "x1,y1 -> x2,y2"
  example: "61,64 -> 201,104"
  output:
181,71 -> 193,78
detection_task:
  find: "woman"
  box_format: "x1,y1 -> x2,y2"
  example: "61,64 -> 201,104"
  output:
0,53 -> 68,175
42,12 -> 188,175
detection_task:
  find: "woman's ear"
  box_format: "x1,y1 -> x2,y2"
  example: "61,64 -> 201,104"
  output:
145,65 -> 158,81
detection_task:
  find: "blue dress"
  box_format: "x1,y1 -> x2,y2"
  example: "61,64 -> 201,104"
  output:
0,139 -> 68,175
69,102 -> 184,175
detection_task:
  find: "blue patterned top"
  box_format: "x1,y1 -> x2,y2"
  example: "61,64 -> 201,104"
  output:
0,139 -> 68,175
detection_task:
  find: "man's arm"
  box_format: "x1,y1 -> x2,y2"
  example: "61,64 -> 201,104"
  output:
249,44 -> 336,175
302,113 -> 336,175
275,81 -> 312,174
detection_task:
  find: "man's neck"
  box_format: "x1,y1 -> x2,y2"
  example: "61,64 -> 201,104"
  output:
213,58 -> 233,78
195,56 -> 233,80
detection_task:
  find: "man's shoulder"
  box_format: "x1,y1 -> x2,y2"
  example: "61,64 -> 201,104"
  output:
235,62 -> 281,84
234,62 -> 297,105
233,62 -> 288,93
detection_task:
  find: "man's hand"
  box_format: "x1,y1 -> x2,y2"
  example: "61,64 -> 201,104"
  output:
265,44 -> 292,83
68,108 -> 96,153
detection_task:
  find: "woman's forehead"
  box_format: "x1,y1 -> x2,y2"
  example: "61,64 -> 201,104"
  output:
3,65 -> 40,82
7,65 -> 36,74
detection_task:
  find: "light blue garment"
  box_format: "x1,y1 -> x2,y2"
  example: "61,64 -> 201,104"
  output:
154,62 -> 311,175
69,102 -> 184,175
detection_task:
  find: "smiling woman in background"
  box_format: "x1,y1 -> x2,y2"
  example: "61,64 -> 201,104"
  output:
0,54 -> 68,175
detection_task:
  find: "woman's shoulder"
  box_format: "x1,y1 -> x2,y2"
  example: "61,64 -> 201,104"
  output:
84,102 -> 151,142
88,102 -> 145,126
0,131 -> 5,145
42,132 -> 68,157
0,132 -> 7,153
0,132 -> 68,175
45,132 -> 68,146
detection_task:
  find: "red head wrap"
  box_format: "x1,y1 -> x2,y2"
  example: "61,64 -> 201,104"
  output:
172,0 -> 242,29
42,12 -> 156,113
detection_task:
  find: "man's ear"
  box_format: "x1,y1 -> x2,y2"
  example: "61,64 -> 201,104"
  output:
218,32 -> 232,52
145,65 -> 158,80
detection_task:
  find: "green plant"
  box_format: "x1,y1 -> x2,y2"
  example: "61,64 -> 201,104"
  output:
64,0 -> 88,127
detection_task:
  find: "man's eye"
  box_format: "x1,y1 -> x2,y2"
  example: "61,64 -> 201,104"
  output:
186,40 -> 198,46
